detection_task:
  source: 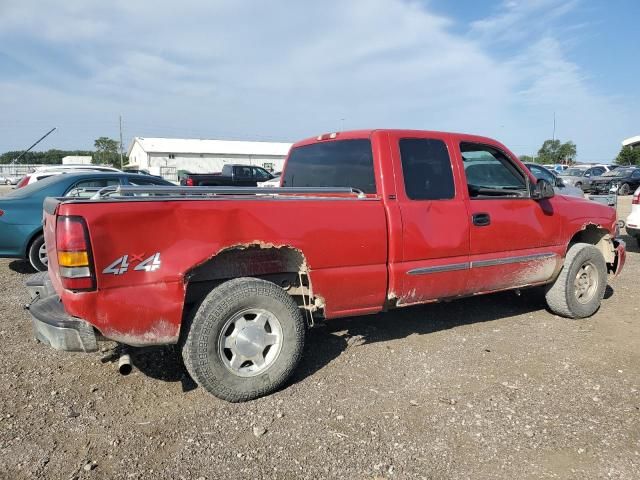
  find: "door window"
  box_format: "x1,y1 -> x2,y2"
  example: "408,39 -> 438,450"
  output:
236,166 -> 252,179
252,167 -> 270,180
65,178 -> 120,197
127,177 -> 168,186
461,143 -> 528,198
399,139 -> 455,200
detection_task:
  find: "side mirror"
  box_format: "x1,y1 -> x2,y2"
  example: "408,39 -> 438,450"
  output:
532,179 -> 555,200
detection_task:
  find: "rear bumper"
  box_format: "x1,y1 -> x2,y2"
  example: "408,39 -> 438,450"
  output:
26,274 -> 97,353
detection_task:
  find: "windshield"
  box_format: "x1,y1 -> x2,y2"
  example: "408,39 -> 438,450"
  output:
4,175 -> 66,199
561,168 -> 585,176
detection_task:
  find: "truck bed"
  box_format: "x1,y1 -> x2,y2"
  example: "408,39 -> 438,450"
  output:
43,186 -> 388,345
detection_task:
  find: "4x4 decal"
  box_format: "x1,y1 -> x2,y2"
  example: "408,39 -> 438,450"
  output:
103,253 -> 161,275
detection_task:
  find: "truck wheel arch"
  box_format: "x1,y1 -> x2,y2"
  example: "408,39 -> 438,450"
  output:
24,228 -> 44,259
183,243 -> 323,326
566,224 -> 615,265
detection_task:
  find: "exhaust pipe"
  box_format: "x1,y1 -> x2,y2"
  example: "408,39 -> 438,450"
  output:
118,352 -> 133,376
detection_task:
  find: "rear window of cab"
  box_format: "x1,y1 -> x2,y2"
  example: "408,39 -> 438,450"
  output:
281,139 -> 376,194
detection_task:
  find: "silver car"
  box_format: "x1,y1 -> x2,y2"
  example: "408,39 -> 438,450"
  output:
1,174 -> 23,186
559,165 -> 615,192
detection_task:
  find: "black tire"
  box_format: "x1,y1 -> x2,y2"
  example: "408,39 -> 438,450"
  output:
181,277 -> 305,402
619,183 -> 631,196
575,182 -> 582,189
27,234 -> 48,272
545,243 -> 607,319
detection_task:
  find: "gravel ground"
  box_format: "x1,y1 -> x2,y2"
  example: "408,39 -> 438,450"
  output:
0,185 -> 638,479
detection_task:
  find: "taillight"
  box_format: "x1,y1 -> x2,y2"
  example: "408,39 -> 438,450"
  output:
633,189 -> 640,205
56,216 -> 96,291
186,177 -> 194,186
16,176 -> 30,188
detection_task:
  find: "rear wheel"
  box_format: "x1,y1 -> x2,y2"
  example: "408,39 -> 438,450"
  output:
27,234 -> 48,272
575,182 -> 582,189
181,277 -> 305,402
545,243 -> 607,318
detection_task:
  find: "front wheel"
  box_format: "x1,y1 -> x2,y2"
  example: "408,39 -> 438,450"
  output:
545,243 -> 607,318
181,277 -> 306,402
27,234 -> 48,272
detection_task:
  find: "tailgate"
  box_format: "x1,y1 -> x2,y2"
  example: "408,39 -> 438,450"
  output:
43,197 -> 63,295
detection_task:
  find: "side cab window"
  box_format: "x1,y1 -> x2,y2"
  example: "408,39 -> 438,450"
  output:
235,166 -> 252,179
460,142 -> 528,198
252,167 -> 270,181
399,138 -> 455,200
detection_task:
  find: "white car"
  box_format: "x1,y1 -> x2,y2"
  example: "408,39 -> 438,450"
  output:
257,173 -> 281,188
19,165 -> 121,187
625,186 -> 640,247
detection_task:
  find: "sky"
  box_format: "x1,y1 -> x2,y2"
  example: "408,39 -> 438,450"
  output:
0,0 -> 638,162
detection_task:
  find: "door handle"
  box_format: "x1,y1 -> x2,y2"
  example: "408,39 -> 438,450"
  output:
472,213 -> 491,226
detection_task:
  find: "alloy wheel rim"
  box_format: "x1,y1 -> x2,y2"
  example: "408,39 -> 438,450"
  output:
574,261 -> 598,304
38,243 -> 48,266
218,308 -> 283,377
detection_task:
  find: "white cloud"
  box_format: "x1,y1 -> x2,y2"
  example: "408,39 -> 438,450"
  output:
0,0 -> 635,161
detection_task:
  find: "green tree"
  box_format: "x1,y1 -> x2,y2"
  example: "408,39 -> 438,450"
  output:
0,149 -> 93,165
519,154 -> 536,163
537,139 -> 577,165
614,146 -> 640,166
93,137 -> 120,167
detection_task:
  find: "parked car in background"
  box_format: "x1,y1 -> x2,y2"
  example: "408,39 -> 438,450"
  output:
625,187 -> 640,247
0,172 -> 172,271
181,164 -> 276,187
257,172 -> 281,188
562,165 -> 616,192
15,164 -> 122,189
558,166 -> 589,188
590,167 -> 640,196
523,163 -> 584,199
1,174 -> 24,185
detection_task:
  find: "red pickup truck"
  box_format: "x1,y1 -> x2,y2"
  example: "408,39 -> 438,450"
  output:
27,130 -> 626,402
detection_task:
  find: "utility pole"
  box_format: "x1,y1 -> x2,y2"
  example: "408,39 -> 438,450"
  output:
119,115 -> 124,169
552,112 -> 556,142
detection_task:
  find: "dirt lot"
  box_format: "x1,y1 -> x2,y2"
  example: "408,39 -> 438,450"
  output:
0,185 -> 638,479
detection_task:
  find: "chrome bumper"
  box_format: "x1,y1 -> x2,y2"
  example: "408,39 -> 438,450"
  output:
25,274 -> 97,353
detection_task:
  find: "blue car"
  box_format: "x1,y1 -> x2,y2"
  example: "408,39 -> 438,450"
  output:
0,172 -> 173,271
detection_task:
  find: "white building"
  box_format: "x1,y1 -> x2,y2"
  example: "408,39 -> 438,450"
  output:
622,135 -> 640,150
62,155 -> 92,165
127,137 -> 292,181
